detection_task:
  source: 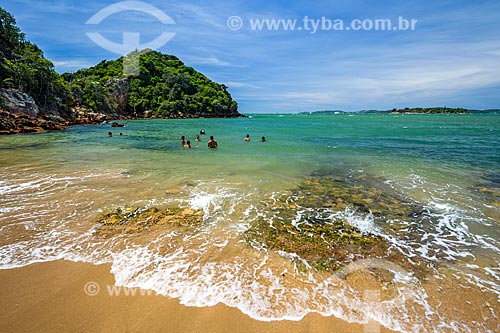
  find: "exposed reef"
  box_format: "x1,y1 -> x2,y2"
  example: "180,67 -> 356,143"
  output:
245,175 -> 428,274
94,206 -> 204,238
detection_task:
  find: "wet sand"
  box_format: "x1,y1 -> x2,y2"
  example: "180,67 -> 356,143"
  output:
0,260 -> 397,333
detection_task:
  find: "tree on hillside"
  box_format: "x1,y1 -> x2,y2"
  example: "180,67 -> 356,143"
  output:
0,7 -> 25,85
0,7 -> 70,112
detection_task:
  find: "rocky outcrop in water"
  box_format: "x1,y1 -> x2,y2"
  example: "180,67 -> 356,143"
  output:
245,175 -> 429,274
0,88 -> 109,134
94,206 -> 204,238
0,89 -> 72,134
0,110 -> 70,134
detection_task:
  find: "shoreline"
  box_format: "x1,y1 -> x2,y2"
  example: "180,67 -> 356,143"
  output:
0,260 -> 397,332
0,112 -> 247,135
3,111 -> 499,135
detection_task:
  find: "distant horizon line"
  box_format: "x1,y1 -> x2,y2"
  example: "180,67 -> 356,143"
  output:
242,108 -> 500,115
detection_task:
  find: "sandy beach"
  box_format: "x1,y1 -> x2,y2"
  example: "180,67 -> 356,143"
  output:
0,260 -> 398,333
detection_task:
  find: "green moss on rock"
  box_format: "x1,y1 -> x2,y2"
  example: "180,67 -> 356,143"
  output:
245,175 -> 425,273
94,206 -> 204,237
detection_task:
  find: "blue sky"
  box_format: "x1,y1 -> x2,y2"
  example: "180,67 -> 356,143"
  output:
3,0 -> 500,113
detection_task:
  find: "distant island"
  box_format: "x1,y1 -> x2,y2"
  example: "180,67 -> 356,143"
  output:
390,107 -> 469,114
0,7 -> 242,134
301,107 -> 500,115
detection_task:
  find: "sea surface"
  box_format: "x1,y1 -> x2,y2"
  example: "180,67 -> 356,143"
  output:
0,114 -> 499,332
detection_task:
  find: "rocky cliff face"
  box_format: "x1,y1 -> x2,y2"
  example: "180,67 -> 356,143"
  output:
0,83 -> 130,134
0,88 -> 72,134
0,89 -> 39,118
106,78 -> 130,114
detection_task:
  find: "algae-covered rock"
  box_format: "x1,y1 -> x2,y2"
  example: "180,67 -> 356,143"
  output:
245,175 -> 426,273
475,186 -> 500,220
478,187 -> 500,203
94,206 -> 204,237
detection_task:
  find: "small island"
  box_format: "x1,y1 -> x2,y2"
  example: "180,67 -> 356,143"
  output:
389,107 -> 469,114
301,107 -> 499,115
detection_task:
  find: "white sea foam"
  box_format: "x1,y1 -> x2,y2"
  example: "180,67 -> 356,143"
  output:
342,207 -> 379,235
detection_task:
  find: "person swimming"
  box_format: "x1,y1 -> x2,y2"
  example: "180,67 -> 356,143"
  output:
260,136 -> 266,142
181,136 -> 186,145
195,135 -> 201,142
184,140 -> 192,149
244,134 -> 251,142
207,136 -> 218,148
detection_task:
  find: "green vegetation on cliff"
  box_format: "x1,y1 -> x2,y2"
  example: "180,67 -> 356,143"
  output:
0,7 -> 70,115
62,50 -> 240,117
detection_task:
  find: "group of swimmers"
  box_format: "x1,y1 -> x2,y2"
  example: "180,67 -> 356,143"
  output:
181,129 -> 218,149
244,134 -> 266,142
181,130 -> 266,149
107,129 -> 266,147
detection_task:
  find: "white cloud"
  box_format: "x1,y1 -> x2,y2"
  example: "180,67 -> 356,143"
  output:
11,0 -> 91,14
51,59 -> 95,71
224,81 -> 260,89
186,55 -> 233,67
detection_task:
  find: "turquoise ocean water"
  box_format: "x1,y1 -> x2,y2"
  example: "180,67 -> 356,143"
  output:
0,114 -> 499,332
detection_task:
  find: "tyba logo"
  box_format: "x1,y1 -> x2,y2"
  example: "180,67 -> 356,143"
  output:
85,1 -> 176,55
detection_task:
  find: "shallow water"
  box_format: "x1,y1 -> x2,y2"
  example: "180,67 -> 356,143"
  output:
0,114 -> 499,332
